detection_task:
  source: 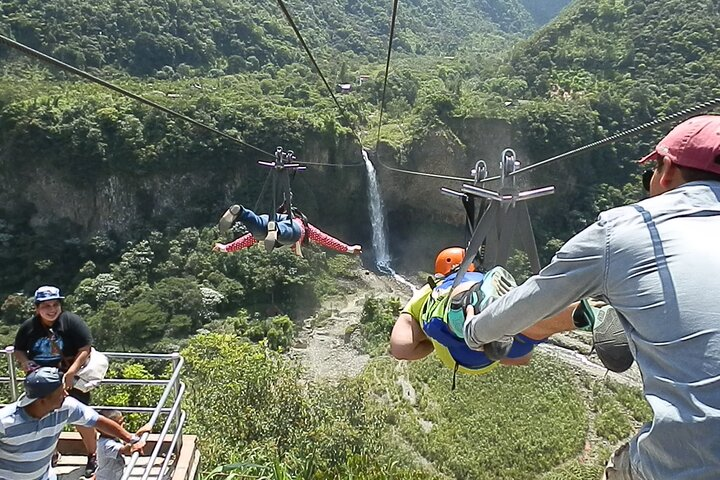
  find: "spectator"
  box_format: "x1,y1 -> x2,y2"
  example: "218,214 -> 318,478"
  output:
13,285 -> 99,476
93,410 -> 152,480
0,367 -> 144,480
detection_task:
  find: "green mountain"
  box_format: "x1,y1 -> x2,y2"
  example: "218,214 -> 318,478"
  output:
0,0 -> 571,75
506,0 -> 720,112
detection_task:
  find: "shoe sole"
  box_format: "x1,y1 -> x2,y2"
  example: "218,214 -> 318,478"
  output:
218,205 -> 241,234
593,306 -> 634,372
480,266 -> 517,309
264,221 -> 277,252
479,266 -> 517,360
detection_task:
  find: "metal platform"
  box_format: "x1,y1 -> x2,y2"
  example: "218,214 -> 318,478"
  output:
1,349 -> 200,480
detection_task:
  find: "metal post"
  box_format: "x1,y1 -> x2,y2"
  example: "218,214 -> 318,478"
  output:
171,352 -> 183,454
4,346 -> 18,401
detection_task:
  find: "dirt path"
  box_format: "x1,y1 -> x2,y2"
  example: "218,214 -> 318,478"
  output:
289,269 -> 413,381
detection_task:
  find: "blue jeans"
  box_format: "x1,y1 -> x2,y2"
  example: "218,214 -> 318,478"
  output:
239,210 -> 302,245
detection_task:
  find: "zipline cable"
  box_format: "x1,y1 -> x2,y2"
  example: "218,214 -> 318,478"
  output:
275,0 -> 347,121
375,0 -> 400,154
369,0 -> 474,183
273,0 -> 467,178
0,34 -> 276,158
375,98 -> 720,185
253,170 -> 273,212
274,0 -> 366,167
507,98 -> 720,178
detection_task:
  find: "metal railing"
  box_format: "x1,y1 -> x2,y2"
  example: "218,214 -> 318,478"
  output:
1,347 -> 187,480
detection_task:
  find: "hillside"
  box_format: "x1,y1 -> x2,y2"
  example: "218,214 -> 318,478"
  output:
3,0 -> 720,283
0,0 -> 571,75
377,0 -> 720,268
506,0 -> 720,111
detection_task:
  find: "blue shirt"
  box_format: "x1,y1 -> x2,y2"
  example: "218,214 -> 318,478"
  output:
464,181 -> 720,480
0,397 -> 98,480
96,436 -> 126,480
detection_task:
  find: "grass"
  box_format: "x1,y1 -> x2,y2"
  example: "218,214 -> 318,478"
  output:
363,354 -> 592,480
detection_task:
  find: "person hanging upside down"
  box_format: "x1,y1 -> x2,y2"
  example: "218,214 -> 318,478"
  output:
390,248 -> 630,386
213,204 -> 362,256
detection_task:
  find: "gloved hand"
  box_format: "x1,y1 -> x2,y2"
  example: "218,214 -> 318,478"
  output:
572,297 -> 608,331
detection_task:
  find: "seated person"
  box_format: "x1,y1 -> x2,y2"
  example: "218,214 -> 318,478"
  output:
214,204 -> 362,256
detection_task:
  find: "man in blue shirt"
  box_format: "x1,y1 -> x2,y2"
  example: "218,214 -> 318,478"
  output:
464,115 -> 720,479
0,367 -> 145,480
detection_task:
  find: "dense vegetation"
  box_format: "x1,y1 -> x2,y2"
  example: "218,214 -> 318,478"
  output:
84,333 -> 650,480
0,0 -> 713,476
0,0 -> 565,76
0,224 -> 651,479
0,225 -> 366,351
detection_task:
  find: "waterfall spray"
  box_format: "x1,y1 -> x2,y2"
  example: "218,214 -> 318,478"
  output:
362,149 -> 416,291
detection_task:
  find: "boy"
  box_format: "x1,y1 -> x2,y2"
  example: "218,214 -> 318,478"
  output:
93,410 -> 151,480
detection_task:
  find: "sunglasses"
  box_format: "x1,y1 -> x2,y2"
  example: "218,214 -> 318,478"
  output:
642,169 -> 654,192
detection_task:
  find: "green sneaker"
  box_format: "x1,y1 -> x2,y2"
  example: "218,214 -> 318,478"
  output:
592,304 -> 634,373
478,266 -> 517,361
572,298 -> 597,331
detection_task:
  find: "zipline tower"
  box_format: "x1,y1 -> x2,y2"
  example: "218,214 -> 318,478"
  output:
441,148 -> 555,288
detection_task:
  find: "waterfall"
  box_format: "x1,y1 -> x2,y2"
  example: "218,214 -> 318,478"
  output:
362,150 -> 417,292
362,149 -> 391,269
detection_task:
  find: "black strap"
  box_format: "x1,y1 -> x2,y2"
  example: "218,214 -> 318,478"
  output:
451,362 -> 459,391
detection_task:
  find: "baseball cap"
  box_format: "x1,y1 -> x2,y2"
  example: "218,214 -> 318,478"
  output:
34,286 -> 65,304
640,115 -> 720,174
17,367 -> 63,407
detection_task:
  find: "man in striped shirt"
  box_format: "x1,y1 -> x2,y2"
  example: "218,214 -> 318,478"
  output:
0,367 -> 145,480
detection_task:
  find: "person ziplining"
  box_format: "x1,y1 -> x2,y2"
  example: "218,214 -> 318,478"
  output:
213,204 -> 362,256
390,247 -> 633,389
212,146 -> 362,257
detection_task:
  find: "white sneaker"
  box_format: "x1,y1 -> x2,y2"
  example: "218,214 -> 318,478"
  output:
218,204 -> 242,234
477,266 -> 517,360
264,221 -> 278,252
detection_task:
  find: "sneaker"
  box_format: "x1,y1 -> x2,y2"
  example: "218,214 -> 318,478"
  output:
478,266 -> 517,360
84,454 -> 97,477
483,335 -> 515,361
479,266 -> 517,308
218,204 -> 242,234
592,305 -> 634,373
264,221 -> 278,252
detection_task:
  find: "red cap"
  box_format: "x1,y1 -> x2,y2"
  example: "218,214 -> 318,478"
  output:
640,115 -> 720,174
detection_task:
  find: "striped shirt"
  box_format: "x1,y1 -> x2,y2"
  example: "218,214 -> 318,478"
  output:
0,397 -> 98,480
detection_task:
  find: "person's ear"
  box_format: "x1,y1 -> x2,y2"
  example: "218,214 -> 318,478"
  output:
658,159 -> 680,189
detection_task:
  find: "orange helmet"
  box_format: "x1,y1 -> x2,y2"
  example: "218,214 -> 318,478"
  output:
434,247 -> 475,275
